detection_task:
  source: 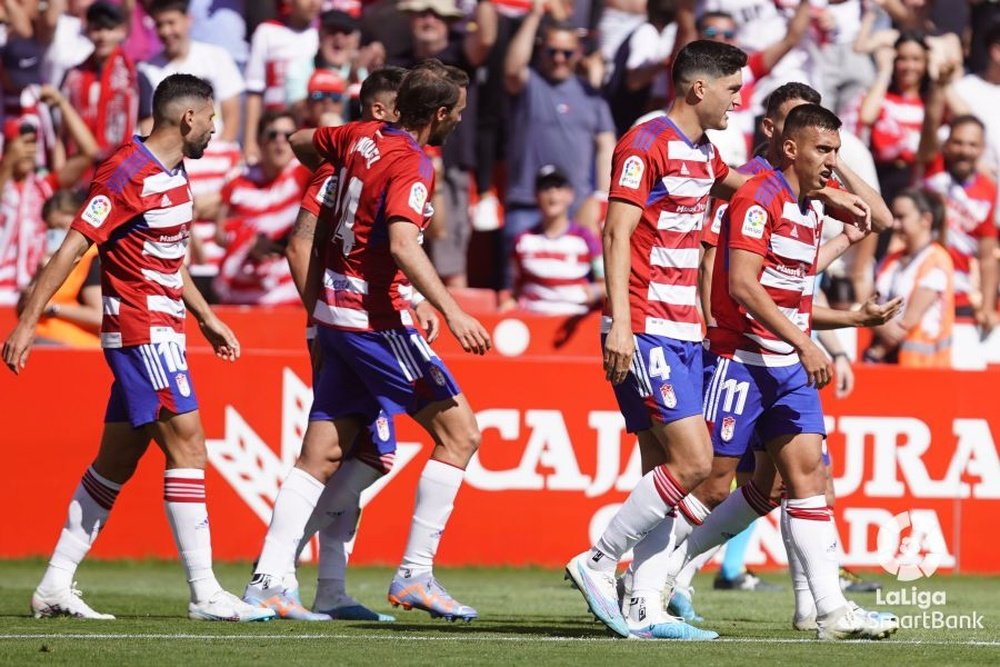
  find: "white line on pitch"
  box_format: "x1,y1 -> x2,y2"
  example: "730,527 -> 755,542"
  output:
1,634 -> 998,646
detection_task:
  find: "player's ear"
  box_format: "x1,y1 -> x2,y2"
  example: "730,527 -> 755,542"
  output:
690,78 -> 706,102
761,117 -> 774,140
783,137 -> 797,161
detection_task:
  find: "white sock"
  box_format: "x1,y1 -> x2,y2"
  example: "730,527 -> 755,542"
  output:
675,544 -> 721,591
397,459 -> 464,578
312,510 -> 359,609
627,515 -> 675,626
253,467 -> 325,584
684,482 -> 776,565
298,459 -> 382,555
164,469 -> 222,604
673,494 -> 711,546
589,465 -> 686,573
38,467 -> 121,594
785,496 -> 846,617
781,499 -> 815,620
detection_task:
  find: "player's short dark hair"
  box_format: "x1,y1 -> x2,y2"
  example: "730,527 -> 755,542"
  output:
257,109 -> 296,139
782,103 -> 842,140
148,0 -> 189,17
395,59 -> 466,128
764,82 -> 822,119
42,190 -> 85,221
647,0 -> 679,26
895,187 -> 946,238
950,114 -> 986,134
359,66 -> 406,109
984,22 -> 1000,49
671,39 -> 747,87
152,73 -> 214,124
695,10 -> 735,32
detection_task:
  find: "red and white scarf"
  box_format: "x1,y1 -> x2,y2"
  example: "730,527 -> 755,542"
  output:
62,46 -> 137,155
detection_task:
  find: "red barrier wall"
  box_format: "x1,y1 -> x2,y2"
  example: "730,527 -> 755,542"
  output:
1,307 -> 997,572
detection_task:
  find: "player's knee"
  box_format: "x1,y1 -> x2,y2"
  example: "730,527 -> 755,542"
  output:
698,483 -> 730,510
165,433 -> 207,469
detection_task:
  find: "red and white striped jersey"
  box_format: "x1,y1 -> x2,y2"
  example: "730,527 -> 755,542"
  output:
311,121 -> 435,331
866,91 -> 924,165
606,115 -> 730,341
70,136 -> 193,348
702,155 -> 774,249
213,160 -> 311,305
923,160 -> 998,307
185,140 -> 242,276
709,169 -> 824,366
513,223 -> 602,315
245,20 -> 319,109
0,172 -> 56,305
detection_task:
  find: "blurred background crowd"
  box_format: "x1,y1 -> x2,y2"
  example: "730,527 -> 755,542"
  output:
1,0 -> 999,367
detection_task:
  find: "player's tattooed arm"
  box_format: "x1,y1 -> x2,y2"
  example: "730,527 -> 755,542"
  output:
286,208 -> 328,317
180,266 -> 240,362
3,229 -> 91,374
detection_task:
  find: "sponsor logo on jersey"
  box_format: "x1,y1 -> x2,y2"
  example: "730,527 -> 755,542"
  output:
409,182 -> 428,214
376,415 -> 390,441
619,155 -> 644,189
721,415 -> 736,442
176,372 -> 191,398
81,195 -> 112,227
660,384 -> 677,409
742,205 -> 767,239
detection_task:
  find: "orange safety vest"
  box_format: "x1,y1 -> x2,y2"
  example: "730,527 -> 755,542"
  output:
34,246 -> 101,348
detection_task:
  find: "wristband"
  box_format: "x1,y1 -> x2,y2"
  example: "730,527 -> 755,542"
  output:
831,351 -> 849,362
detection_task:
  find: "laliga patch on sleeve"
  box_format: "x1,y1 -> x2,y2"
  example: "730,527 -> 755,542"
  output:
408,182 -> 428,215
81,195 -> 112,228
316,175 -> 338,208
712,204 -> 727,235
618,155 -> 644,189
741,205 -> 767,239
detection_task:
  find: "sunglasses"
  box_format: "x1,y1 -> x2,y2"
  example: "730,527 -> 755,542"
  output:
264,129 -> 294,142
545,47 -> 575,59
309,91 -> 345,103
702,26 -> 737,39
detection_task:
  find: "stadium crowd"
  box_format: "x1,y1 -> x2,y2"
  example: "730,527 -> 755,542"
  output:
1,0 -> 999,366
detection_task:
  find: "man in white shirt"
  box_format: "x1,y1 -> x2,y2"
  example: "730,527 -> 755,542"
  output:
952,24 -> 1000,174
137,0 -> 244,143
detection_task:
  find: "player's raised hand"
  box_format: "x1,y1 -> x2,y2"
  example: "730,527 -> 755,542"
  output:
198,315 -> 241,362
415,300 -> 441,344
797,338 -> 833,389
857,294 -> 904,327
819,189 -> 872,232
447,310 -> 491,355
603,322 -> 634,386
2,323 -> 35,375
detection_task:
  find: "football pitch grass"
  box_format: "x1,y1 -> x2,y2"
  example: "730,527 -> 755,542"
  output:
0,561 -> 997,666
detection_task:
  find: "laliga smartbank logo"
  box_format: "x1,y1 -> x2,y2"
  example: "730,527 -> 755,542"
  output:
874,511 -> 985,630
876,510 -> 942,581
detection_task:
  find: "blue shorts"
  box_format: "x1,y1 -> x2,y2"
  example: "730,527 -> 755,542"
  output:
703,357 -> 826,458
606,334 -> 703,434
104,341 -> 198,428
310,327 -> 461,422
703,348 -> 762,468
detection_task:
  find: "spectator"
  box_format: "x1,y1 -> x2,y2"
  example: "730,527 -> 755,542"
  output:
814,0 -> 874,117
867,188 -> 954,367
138,0 -> 245,143
284,10 -> 373,117
857,32 -> 929,203
20,189 -> 102,347
39,0 -> 106,88
0,85 -> 98,306
952,23 -> 1000,172
300,69 -> 348,128
503,7 -> 614,287
188,0 -> 248,68
60,1 -> 136,159
502,164 -> 604,315
390,0 -> 496,288
213,109 -> 311,305
243,0 -> 322,165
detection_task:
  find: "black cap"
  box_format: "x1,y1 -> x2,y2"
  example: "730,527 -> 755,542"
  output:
86,1 -> 127,28
535,164 -> 570,190
320,10 -> 361,33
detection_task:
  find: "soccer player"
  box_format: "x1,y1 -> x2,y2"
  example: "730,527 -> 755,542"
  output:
700,103 -> 898,640
2,74 -> 274,623
564,40 -> 751,640
243,59 -> 490,623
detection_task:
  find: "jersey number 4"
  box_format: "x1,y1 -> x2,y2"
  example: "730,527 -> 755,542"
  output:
331,170 -> 363,256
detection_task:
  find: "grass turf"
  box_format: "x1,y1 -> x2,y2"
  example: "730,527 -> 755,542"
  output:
0,560 -> 997,665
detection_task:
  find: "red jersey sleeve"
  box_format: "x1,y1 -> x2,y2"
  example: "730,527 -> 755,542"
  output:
312,124 -> 353,164
300,162 -> 336,217
69,164 -> 143,245
608,131 -> 659,207
726,191 -> 772,257
711,144 -> 731,185
384,152 -> 435,229
747,51 -> 768,80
